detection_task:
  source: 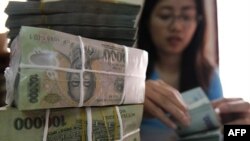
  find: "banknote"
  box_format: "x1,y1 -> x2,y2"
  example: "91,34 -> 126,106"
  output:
6,26 -> 148,110
179,129 -> 222,141
5,0 -> 141,15
99,0 -> 145,5
0,104 -> 143,141
8,26 -> 137,40
26,0 -> 145,6
96,39 -> 136,47
177,87 -> 221,136
8,38 -> 136,49
6,13 -> 137,28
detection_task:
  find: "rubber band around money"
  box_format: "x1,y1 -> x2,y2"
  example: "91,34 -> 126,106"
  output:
43,109 -> 50,141
101,109 -> 111,140
113,107 -> 119,139
20,64 -> 82,73
115,106 -> 124,140
19,64 -> 143,78
122,129 -> 140,140
86,108 -> 93,141
78,36 -> 85,107
119,46 -> 128,105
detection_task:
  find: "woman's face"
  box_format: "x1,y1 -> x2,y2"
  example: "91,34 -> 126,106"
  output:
149,0 -> 198,55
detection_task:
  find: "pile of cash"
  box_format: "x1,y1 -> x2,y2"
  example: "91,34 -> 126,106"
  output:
5,0 -> 145,47
0,104 -> 143,141
5,26 -> 148,110
2,26 -> 147,140
3,0 -> 147,140
177,87 -> 223,141
3,22 -> 147,141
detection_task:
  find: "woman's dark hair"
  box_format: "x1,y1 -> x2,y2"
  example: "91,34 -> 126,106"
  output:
137,0 -> 216,93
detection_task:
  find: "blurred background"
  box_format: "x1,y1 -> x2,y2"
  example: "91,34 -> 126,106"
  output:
217,0 -> 250,102
0,0 -> 249,106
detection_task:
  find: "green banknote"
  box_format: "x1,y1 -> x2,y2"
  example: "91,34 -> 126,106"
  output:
98,0 -> 144,5
177,87 -> 221,136
26,0 -> 144,6
0,104 -> 143,141
6,13 -> 137,28
8,26 -> 137,40
5,0 -> 141,15
6,26 -> 148,110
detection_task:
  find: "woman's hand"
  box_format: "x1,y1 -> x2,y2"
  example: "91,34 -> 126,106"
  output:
144,80 -> 191,129
212,98 -> 250,125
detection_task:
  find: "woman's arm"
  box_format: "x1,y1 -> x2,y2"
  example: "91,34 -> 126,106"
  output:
212,98 -> 250,125
144,79 -> 191,129
209,70 -> 250,125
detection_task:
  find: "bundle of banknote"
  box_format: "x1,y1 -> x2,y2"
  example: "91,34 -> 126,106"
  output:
179,129 -> 222,141
26,0 -> 144,6
4,1 -> 146,140
5,0 -> 144,47
0,104 -> 143,141
5,0 -> 142,15
5,26 -> 148,110
8,26 -> 137,40
176,87 -> 223,141
6,13 -> 137,28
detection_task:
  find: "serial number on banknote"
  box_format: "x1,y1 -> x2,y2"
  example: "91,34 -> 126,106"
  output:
29,33 -> 60,43
14,115 -> 66,130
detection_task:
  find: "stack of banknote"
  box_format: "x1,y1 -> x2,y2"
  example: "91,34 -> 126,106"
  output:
3,1 -> 147,140
177,87 -> 223,141
0,104 -> 143,141
3,26 -> 148,141
5,26 -> 148,110
5,0 -> 145,46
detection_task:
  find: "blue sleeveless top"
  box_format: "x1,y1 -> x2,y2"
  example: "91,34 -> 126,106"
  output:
140,70 -> 223,141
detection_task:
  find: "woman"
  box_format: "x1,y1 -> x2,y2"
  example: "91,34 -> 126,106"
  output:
138,0 -> 250,140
